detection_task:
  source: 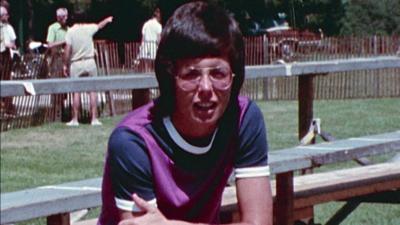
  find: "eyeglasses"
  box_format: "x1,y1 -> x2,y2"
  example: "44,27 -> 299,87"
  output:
176,66 -> 235,91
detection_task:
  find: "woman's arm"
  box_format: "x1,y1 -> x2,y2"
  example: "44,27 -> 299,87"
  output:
118,176 -> 273,225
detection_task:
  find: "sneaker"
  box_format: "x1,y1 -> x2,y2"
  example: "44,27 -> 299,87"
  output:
91,119 -> 102,126
66,120 -> 79,126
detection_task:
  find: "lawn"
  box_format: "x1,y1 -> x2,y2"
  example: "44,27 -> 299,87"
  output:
1,98 -> 399,224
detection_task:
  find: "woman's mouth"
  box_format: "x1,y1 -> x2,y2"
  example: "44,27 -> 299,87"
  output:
194,102 -> 217,111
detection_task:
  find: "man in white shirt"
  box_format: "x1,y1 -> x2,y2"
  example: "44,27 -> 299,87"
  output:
0,5 -> 16,79
0,5 -> 17,116
0,6 -> 15,53
138,8 -> 162,72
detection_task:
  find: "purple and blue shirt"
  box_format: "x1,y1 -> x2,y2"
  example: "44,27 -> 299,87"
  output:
98,96 -> 269,224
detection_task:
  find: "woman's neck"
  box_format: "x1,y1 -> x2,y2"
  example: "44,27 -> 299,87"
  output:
170,115 -> 217,147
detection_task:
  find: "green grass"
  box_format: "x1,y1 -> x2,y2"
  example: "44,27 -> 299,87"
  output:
1,98 -> 399,224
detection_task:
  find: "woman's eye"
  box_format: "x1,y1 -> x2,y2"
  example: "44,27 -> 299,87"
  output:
210,69 -> 229,79
181,71 -> 201,80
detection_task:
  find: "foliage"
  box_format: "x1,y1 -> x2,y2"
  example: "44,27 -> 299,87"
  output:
265,0 -> 345,35
340,0 -> 400,36
4,0 -> 399,46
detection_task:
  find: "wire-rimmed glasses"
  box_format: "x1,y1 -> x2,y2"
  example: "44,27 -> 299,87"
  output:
176,66 -> 235,91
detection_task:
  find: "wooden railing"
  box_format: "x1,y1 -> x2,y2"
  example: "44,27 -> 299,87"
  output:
1,56 -> 399,131
1,37 -> 399,131
2,57 -> 398,97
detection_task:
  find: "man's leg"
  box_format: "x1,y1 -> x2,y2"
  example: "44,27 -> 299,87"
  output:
66,92 -> 80,126
90,91 -> 102,125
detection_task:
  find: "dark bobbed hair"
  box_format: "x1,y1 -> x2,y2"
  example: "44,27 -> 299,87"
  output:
154,1 -> 245,118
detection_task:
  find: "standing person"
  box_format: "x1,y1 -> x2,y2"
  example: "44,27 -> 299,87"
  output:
46,7 -> 68,48
0,5 -> 16,80
63,15 -> 113,126
0,5 -> 17,116
137,7 -> 162,72
99,2 -> 273,225
46,7 -> 69,77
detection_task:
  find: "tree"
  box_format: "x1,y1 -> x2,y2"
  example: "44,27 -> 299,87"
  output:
341,0 -> 400,36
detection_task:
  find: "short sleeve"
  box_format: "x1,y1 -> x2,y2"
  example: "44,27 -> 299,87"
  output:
87,24 -> 99,36
108,127 -> 156,211
9,26 -> 16,41
234,101 -> 270,178
46,25 -> 55,43
65,30 -> 71,45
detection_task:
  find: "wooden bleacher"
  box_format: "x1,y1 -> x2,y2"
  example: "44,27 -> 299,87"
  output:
220,162 -> 400,223
1,131 -> 399,225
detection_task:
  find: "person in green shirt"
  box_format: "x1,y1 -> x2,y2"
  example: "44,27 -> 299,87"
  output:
46,7 -> 68,48
46,7 -> 68,77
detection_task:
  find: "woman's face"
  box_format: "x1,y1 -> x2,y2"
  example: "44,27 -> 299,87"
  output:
171,57 -> 233,138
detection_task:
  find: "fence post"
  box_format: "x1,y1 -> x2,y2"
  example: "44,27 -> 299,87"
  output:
297,74 -> 315,223
262,35 -> 270,101
274,74 -> 315,225
274,171 -> 294,225
132,89 -> 150,109
47,213 -> 70,225
299,75 -> 315,142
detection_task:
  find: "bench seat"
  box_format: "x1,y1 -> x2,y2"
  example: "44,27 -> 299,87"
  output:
2,129 -> 399,225
74,162 -> 400,225
220,162 -> 400,222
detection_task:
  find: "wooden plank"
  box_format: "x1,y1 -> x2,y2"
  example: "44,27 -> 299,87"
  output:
245,56 -> 400,79
2,163 -> 399,224
298,73 -> 315,221
293,162 -> 400,208
275,171 -> 294,225
0,178 -> 101,224
268,152 -> 312,174
2,56 -> 399,97
0,75 -> 158,97
276,131 -> 400,166
220,163 -> 400,222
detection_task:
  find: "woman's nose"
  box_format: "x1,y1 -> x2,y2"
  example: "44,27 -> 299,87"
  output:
198,74 -> 213,91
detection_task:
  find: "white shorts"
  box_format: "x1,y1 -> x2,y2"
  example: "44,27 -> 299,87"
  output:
138,42 -> 157,60
70,58 -> 98,78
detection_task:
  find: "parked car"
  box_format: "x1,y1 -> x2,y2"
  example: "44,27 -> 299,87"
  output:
247,25 -> 323,63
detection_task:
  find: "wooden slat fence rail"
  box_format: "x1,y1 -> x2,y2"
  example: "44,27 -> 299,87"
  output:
2,56 -> 399,97
1,56 -> 399,132
1,36 -> 399,131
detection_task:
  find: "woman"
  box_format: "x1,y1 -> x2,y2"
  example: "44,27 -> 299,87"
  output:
99,2 -> 273,225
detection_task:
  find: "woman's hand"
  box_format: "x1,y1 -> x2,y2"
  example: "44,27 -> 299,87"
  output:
118,194 -> 169,225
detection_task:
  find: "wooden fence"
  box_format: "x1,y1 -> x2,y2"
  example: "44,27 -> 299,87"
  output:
0,35 -> 399,131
